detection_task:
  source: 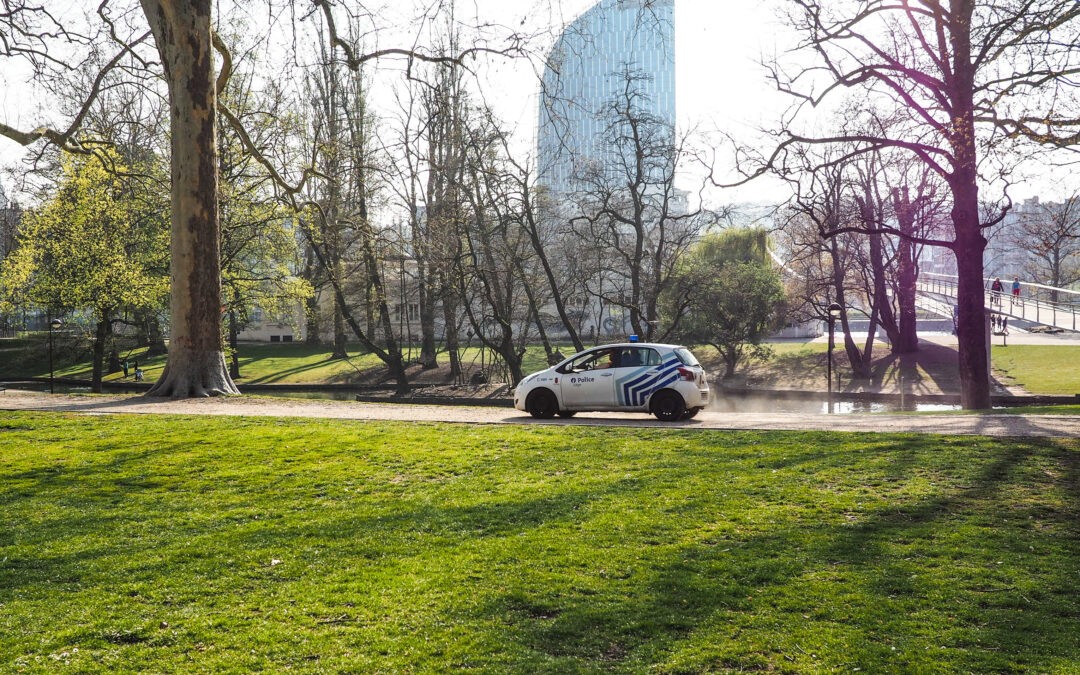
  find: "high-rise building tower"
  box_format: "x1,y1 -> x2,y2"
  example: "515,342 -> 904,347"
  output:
537,0 -> 675,195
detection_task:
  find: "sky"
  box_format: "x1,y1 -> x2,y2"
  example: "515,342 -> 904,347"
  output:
0,0 -> 1075,207
0,0 -> 792,206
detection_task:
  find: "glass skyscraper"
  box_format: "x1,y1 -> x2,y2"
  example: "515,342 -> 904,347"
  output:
537,0 -> 675,196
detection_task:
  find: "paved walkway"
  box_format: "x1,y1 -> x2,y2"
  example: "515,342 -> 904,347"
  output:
2,390 -> 1079,439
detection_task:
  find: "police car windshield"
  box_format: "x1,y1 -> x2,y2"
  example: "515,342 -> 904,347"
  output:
673,348 -> 699,366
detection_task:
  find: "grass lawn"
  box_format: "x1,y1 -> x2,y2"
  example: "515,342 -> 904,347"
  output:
3,413 -> 1080,672
5,334 -> 1080,397
0,337 -> 578,386
991,345 -> 1080,396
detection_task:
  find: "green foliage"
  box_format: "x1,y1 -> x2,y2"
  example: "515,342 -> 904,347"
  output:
667,229 -> 786,378
2,412 -> 1080,672
0,151 -> 168,317
218,100 -> 312,333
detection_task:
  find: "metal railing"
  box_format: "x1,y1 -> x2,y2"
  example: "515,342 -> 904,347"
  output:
918,272 -> 1080,331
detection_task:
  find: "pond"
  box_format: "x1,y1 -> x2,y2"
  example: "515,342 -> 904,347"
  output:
706,393 -> 959,414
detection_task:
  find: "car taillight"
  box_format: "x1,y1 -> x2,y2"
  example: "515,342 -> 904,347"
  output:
676,367 -> 695,382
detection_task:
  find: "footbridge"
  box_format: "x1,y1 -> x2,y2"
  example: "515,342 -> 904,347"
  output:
917,272 -> 1080,332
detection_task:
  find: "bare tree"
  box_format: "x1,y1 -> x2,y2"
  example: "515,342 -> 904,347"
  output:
571,67 -> 700,342
742,0 -> 1080,409
1013,196 -> 1080,300
0,0 -> 532,398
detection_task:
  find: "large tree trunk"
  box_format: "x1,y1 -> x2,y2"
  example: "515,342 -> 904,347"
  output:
141,0 -> 239,397
228,307 -> 240,379
892,187 -> 919,353
954,218 -> 991,409
868,228 -> 900,348
829,238 -> 871,380
304,291 -> 322,345
439,272 -> 462,381
417,259 -> 439,369
859,190 -> 900,349
949,6 -> 991,411
91,309 -> 109,394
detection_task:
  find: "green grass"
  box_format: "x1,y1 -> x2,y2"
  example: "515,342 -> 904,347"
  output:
0,338 -> 578,386
3,412 -> 1080,672
984,405 -> 1080,415
6,335 -> 1080,397
992,345 -> 1080,395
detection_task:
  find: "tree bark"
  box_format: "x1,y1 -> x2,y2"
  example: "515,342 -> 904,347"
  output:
949,3 -> 991,410
830,237 -> 871,380
91,309 -> 110,394
954,213 -> 991,409
304,290 -> 322,345
892,187 -> 919,353
439,270 -> 462,381
228,307 -> 240,379
141,0 -> 239,397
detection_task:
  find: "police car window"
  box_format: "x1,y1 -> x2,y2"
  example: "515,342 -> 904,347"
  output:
572,349 -> 614,371
619,348 -> 659,367
674,348 -> 699,366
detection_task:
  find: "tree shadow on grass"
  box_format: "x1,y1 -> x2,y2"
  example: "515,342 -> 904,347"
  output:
467,434 -> 1080,672
5,421 -> 1080,671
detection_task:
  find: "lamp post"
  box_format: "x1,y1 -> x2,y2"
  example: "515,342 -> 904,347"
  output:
48,318 -> 63,394
827,303 -> 842,397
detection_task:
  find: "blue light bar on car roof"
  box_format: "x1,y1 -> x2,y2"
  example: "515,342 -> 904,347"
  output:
628,334 -> 639,342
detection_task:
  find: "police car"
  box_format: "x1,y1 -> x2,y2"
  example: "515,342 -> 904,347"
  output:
513,340 -> 710,421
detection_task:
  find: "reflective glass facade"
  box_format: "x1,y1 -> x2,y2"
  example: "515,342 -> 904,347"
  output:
537,0 -> 675,195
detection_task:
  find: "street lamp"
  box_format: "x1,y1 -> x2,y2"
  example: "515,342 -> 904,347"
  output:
827,303 -> 842,397
48,318 -> 63,394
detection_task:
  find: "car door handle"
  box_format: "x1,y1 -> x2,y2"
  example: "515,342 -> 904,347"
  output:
600,373 -> 613,377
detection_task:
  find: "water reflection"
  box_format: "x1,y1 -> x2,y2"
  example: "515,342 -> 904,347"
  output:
707,394 -> 959,414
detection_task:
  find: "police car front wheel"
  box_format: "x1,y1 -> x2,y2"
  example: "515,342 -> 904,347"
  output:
526,389 -> 558,419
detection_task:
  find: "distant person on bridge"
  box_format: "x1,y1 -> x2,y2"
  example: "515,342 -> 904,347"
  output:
991,277 -> 1004,306
1012,277 -> 1021,298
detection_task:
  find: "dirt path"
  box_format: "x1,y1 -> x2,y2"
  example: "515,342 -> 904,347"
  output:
2,390 -> 1079,439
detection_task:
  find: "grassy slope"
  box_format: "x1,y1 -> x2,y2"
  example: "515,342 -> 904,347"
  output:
0,339 -> 574,386
3,412 -> 1079,673
991,344 -> 1080,395
5,336 -> 1080,396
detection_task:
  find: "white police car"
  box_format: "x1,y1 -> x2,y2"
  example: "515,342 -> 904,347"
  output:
514,342 -> 709,421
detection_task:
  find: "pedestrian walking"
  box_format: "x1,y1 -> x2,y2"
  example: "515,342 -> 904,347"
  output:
991,277 -> 1004,306
121,359 -> 129,378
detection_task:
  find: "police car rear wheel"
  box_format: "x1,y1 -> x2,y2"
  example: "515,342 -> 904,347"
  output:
681,407 -> 701,420
652,390 -> 685,422
526,389 -> 558,419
